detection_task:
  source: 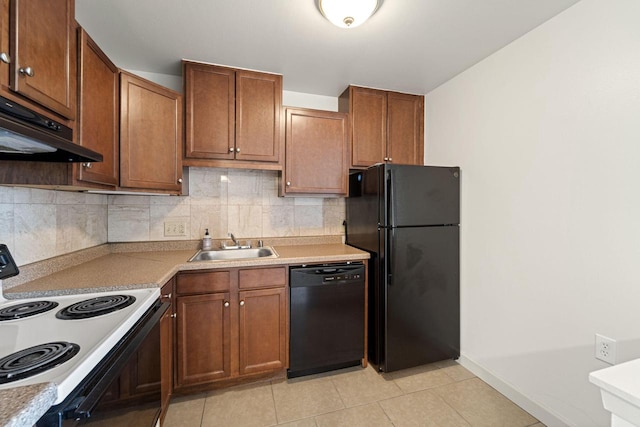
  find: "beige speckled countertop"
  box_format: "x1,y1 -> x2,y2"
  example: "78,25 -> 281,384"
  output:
0,239 -> 369,425
4,243 -> 369,298
0,383 -> 56,427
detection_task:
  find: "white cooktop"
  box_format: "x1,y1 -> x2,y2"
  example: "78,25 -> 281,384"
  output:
0,287 -> 159,404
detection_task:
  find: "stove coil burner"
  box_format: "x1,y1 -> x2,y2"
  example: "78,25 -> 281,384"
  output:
0,341 -> 80,384
56,294 -> 136,320
0,301 -> 59,321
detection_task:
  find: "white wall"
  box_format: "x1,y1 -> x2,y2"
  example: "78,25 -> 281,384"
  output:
425,0 -> 640,425
127,69 -> 183,93
283,91 -> 338,111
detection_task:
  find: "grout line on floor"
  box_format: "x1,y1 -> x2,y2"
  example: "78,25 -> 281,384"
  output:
269,379 -> 281,425
198,391 -> 207,427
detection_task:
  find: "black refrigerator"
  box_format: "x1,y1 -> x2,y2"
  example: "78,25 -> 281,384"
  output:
346,163 -> 460,373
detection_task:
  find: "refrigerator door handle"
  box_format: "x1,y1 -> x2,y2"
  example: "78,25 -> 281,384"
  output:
387,228 -> 394,286
387,169 -> 395,228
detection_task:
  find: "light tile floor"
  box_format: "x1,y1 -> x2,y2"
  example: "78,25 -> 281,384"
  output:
164,360 -> 545,427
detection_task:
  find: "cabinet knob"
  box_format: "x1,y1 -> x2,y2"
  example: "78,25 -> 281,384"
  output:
82,162 -> 92,169
236,148 -> 240,153
0,53 -> 10,64
388,158 -> 392,162
161,293 -> 172,299
383,157 -> 389,161
229,147 -> 234,152
286,181 -> 291,186
170,313 -> 177,318
18,66 -> 34,77
224,301 -> 230,307
239,300 -> 245,306
177,178 -> 183,183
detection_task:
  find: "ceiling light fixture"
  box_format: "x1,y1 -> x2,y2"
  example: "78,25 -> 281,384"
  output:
317,0 -> 382,29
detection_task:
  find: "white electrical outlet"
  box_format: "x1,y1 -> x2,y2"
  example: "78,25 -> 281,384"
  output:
595,334 -> 616,365
164,221 -> 187,237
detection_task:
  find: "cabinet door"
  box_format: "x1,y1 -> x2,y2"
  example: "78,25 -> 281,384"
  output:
176,293 -> 231,387
76,28 -> 119,187
238,287 -> 287,375
387,92 -> 424,166
235,70 -> 282,162
160,280 -> 173,423
128,323 -> 161,397
284,108 -> 349,196
120,71 -> 183,192
349,87 -> 386,168
10,0 -> 76,119
0,0 -> 10,91
184,62 -> 235,160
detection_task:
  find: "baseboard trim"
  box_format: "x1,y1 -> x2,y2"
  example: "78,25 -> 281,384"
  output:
457,353 -> 570,427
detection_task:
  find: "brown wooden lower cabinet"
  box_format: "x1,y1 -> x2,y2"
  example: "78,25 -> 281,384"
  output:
174,267 -> 288,393
160,279 -> 174,424
176,292 -> 232,386
238,287 -> 287,375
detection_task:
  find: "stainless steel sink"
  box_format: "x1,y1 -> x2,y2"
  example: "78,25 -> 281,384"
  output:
188,247 -> 278,262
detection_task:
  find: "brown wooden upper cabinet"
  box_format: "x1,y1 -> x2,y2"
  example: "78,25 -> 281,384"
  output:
339,86 -> 424,169
75,28 -> 119,189
282,107 -> 349,197
120,71 -> 184,194
5,0 -> 76,119
183,61 -> 283,170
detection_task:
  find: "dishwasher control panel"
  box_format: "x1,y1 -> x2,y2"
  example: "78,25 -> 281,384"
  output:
290,262 -> 365,287
322,273 -> 362,284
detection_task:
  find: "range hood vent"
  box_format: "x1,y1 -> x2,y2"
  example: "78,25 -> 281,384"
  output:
0,96 -> 103,163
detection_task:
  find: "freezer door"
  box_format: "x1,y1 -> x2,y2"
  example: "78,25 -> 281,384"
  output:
387,165 -> 460,227
383,226 -> 460,372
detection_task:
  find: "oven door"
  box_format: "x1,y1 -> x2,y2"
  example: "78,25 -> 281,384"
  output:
38,299 -> 169,427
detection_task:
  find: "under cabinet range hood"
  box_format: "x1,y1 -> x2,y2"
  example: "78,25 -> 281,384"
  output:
0,96 -> 103,163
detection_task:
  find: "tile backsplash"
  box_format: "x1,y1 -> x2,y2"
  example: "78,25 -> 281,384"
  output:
0,186 -> 108,266
1,168 -> 345,266
108,168 -> 345,242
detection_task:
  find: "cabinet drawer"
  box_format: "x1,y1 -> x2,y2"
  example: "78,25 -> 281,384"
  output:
177,271 -> 231,294
238,267 -> 286,289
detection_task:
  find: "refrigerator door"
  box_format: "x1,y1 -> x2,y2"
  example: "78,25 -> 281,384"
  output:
346,169 -> 384,253
387,164 -> 460,227
383,225 -> 460,372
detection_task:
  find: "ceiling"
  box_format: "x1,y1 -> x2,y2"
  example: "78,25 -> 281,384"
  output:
75,0 -> 581,97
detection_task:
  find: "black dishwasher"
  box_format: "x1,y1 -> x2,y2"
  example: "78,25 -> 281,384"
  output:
288,262 -> 365,378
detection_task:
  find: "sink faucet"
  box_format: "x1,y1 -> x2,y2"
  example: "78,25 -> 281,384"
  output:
221,232 -> 252,250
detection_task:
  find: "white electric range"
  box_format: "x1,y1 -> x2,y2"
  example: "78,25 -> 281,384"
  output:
0,243 -> 162,421
0,286 -> 160,405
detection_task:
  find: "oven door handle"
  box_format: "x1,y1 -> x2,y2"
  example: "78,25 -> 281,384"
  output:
70,300 -> 170,419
